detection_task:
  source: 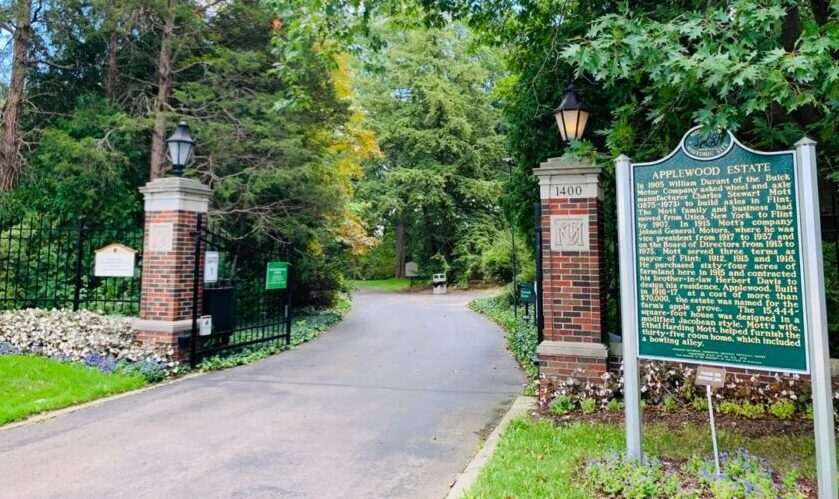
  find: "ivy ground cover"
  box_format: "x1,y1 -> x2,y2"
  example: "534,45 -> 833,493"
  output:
0,354 -> 146,425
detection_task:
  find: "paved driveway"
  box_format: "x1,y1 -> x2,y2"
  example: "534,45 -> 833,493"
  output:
0,290 -> 523,499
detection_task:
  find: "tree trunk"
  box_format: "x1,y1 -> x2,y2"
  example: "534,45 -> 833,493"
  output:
780,4 -> 801,52
810,0 -> 830,27
394,215 -> 406,278
0,0 -> 31,193
106,29 -> 118,104
150,0 -> 175,180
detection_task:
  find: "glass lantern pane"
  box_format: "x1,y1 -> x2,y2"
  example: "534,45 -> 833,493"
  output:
562,110 -> 579,140
177,142 -> 193,166
167,141 -> 179,165
575,110 -> 590,140
555,113 -> 568,141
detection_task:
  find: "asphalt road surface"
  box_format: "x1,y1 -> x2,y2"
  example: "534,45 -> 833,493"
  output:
0,290 -> 524,499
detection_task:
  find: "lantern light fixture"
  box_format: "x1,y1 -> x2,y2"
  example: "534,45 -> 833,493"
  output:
165,121 -> 195,177
553,84 -> 590,142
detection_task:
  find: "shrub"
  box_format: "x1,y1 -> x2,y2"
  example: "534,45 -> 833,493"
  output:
550,395 -> 574,416
580,398 -> 596,414
606,399 -> 624,412
692,397 -> 709,411
769,399 -> 797,420
738,402 -> 766,419
663,396 -> 678,412
718,401 -> 767,419
717,401 -> 741,416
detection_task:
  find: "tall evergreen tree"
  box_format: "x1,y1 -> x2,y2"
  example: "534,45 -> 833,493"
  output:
357,24 -> 507,280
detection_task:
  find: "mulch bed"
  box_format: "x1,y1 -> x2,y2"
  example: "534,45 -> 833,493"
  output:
535,405 -> 816,439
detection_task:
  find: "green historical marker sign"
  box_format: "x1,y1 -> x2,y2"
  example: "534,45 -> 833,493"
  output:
631,127 -> 808,373
517,282 -> 534,303
265,261 -> 289,290
619,127 -> 835,497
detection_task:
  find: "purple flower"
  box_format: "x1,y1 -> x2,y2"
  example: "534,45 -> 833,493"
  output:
0,342 -> 19,355
82,353 -> 118,373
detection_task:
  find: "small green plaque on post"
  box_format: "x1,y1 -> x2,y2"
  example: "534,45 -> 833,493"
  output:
517,282 -> 534,303
265,261 -> 289,290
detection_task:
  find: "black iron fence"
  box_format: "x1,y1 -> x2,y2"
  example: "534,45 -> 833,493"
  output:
0,217 -> 143,315
190,215 -> 292,366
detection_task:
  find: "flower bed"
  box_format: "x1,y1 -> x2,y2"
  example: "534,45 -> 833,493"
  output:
540,361 -> 839,422
584,449 -> 812,498
0,308 -> 177,380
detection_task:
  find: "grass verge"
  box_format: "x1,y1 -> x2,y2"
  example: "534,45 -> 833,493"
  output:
465,417 -> 826,498
0,355 -> 147,425
350,278 -> 414,292
470,293 -> 538,379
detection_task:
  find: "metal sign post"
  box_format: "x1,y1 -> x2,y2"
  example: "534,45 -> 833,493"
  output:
795,138 -> 837,499
706,385 -> 721,476
696,365 -> 726,477
616,154 -> 643,458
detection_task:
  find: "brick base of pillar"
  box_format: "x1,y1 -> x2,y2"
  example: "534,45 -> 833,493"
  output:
537,340 -> 609,384
132,318 -> 193,362
135,177 -> 211,366
134,330 -> 188,362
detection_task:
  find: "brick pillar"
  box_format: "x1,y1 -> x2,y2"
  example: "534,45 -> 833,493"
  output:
132,177 -> 212,362
534,158 -> 609,384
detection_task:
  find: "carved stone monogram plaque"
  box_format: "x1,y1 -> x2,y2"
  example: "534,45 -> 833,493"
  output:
148,223 -> 174,253
550,215 -> 589,252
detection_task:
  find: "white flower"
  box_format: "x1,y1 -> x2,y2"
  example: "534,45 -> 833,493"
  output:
0,308 -> 177,373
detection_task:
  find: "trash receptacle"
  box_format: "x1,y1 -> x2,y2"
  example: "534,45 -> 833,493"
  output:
432,273 -> 447,295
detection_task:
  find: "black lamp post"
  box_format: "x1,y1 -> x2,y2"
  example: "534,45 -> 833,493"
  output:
553,84 -> 590,142
166,121 -> 195,177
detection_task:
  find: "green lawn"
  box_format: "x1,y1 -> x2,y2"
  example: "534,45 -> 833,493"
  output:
350,278 -> 415,291
0,355 -> 147,425
465,418 -> 825,498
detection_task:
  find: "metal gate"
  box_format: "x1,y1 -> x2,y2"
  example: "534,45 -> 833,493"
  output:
190,215 -> 292,366
0,216 -> 143,315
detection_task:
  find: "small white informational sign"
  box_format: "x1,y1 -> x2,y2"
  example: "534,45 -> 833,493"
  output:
94,244 -> 137,277
204,251 -> 219,283
405,261 -> 418,277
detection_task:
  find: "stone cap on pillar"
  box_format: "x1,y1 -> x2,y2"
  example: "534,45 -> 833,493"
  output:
533,156 -> 603,200
139,177 -> 212,213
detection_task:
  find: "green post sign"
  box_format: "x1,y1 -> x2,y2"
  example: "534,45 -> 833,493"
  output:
265,261 -> 289,290
630,127 -> 808,373
517,282 -> 534,303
